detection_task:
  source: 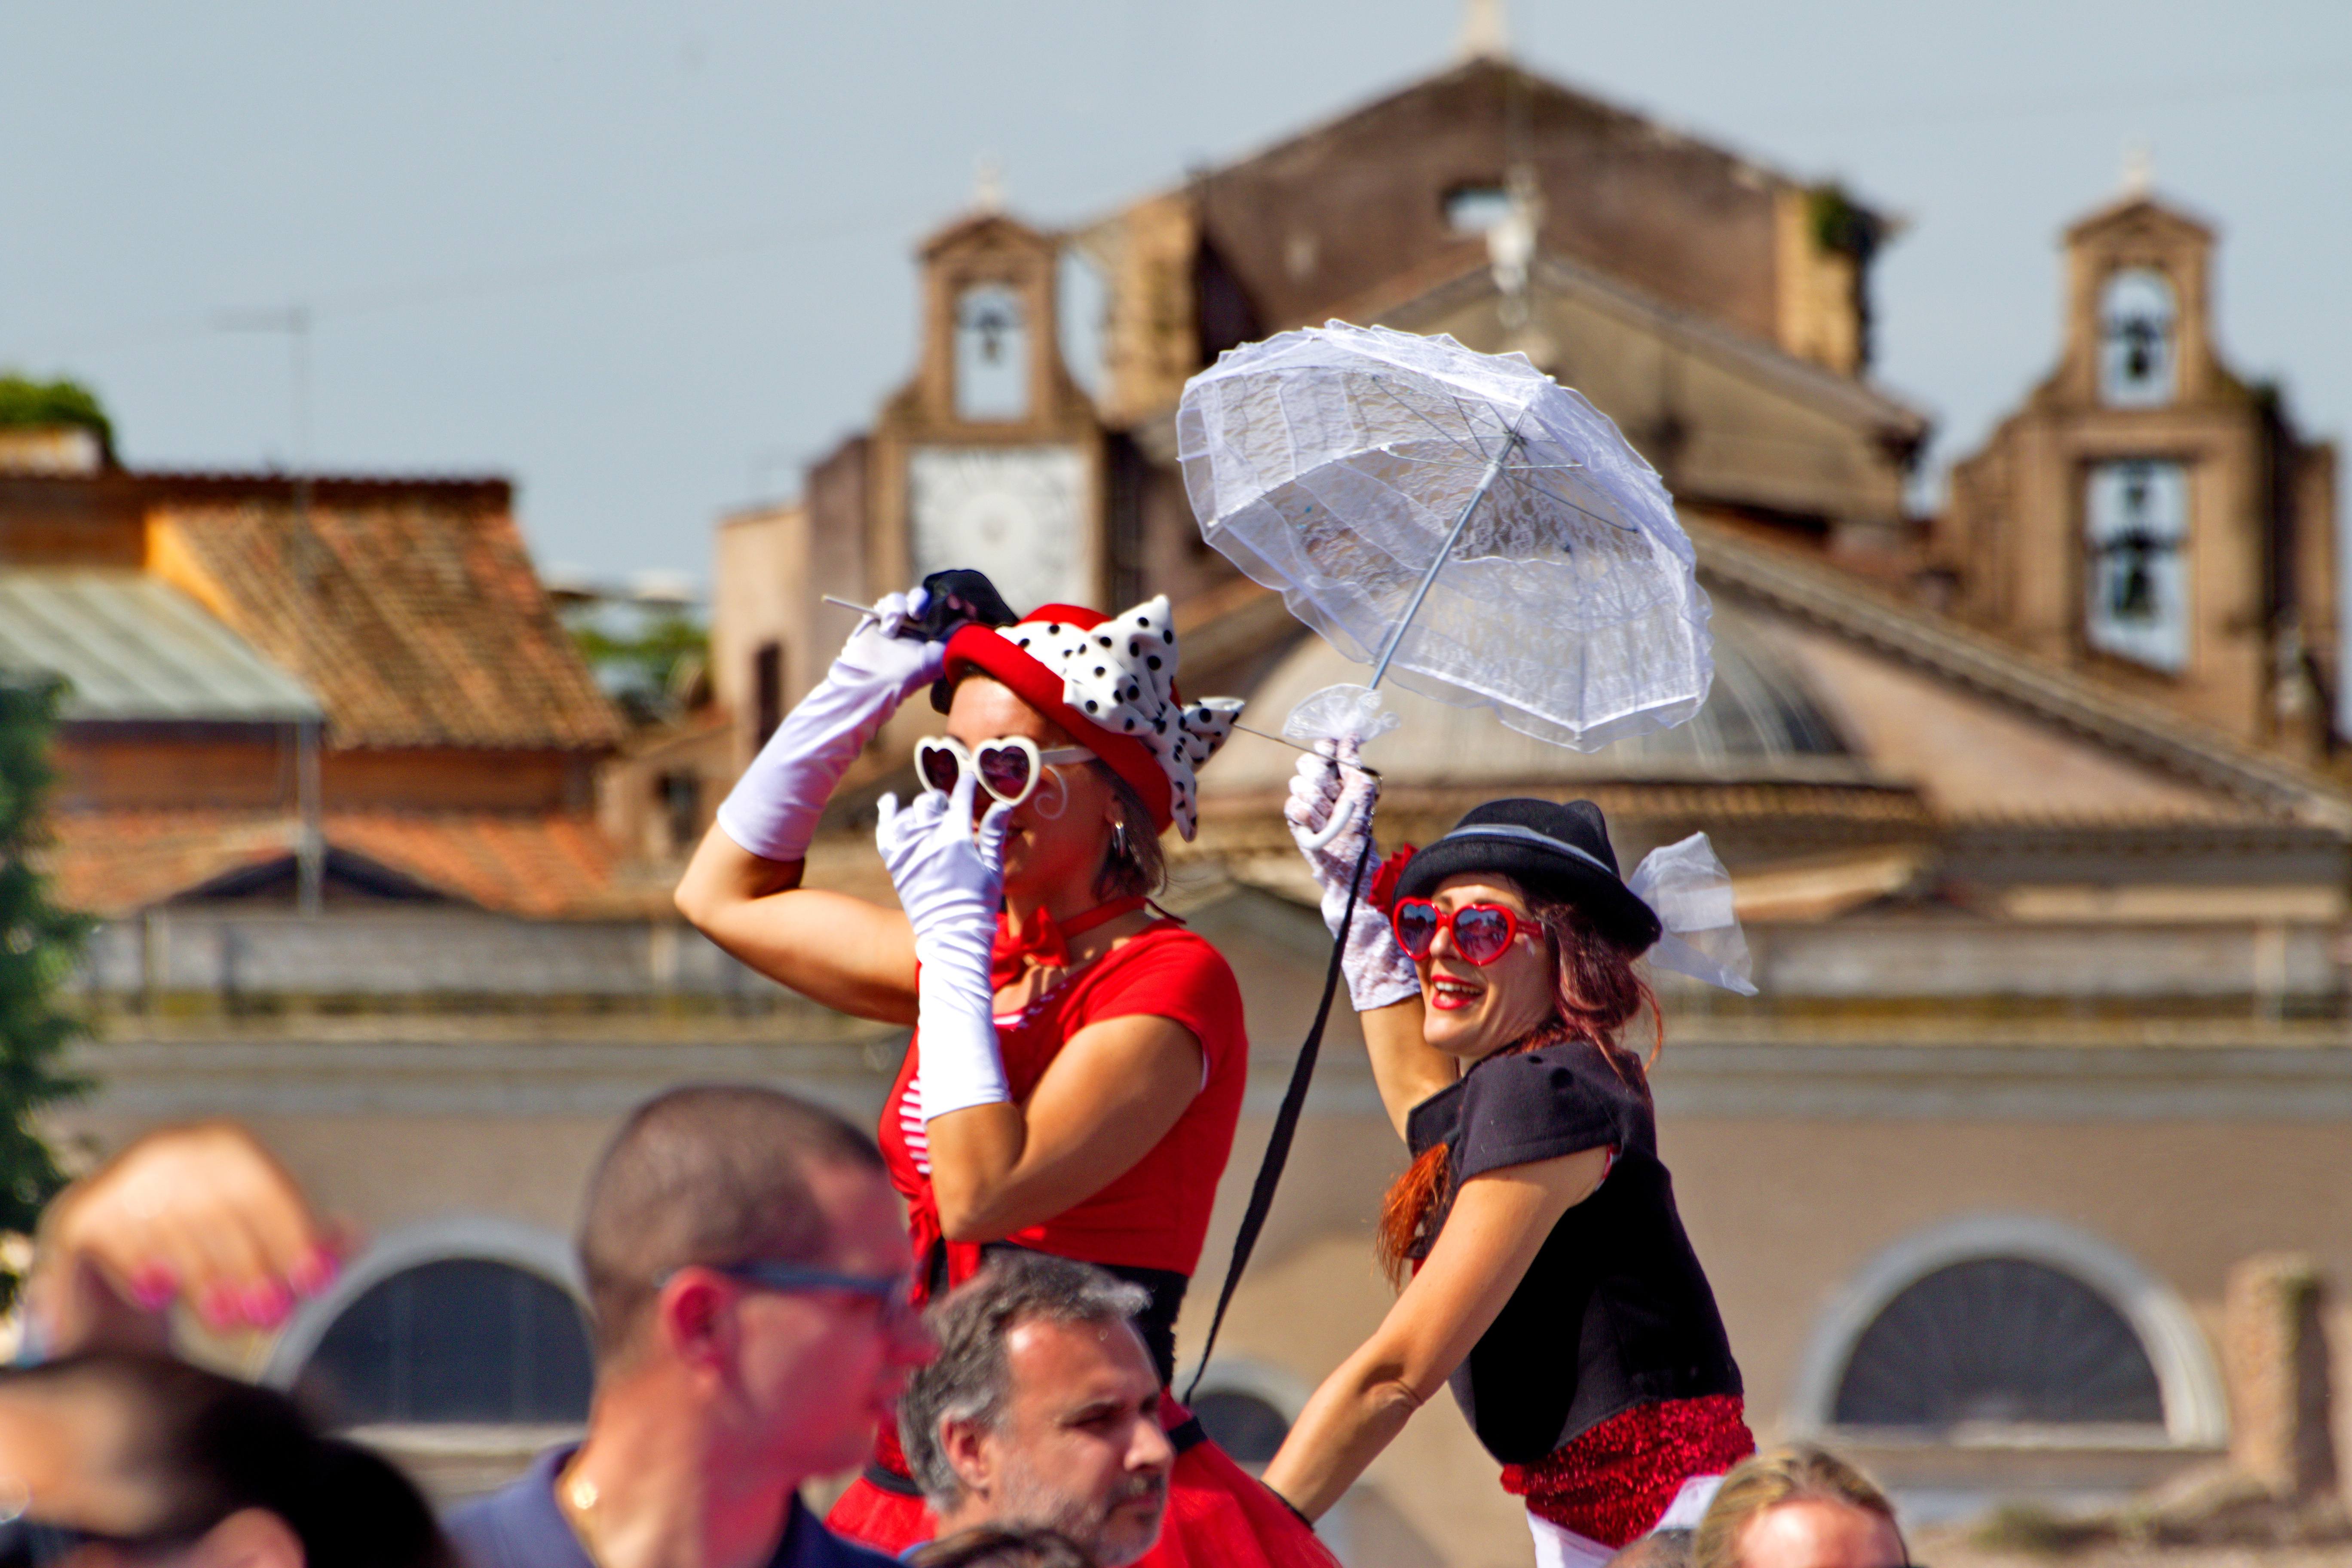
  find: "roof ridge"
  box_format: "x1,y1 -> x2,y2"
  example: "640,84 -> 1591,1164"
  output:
1690,521 -> 2352,831
1076,56 -> 1862,250
1331,248 -> 1930,436
1527,253 -> 1929,432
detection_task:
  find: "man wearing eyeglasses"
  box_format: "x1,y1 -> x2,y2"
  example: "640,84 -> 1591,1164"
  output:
451,1086 -> 934,1568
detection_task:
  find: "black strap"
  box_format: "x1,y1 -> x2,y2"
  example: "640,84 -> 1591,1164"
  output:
1182,832 -> 1376,1403
859,1458 -> 925,1497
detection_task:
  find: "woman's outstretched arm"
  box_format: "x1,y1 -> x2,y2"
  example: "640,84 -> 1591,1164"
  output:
1259,1147 -> 1608,1519
1357,997 -> 1454,1140
674,828 -> 918,1023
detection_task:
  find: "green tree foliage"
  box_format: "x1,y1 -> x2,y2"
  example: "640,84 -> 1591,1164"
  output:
1806,183 -> 1883,265
0,677 -> 92,1260
567,607 -> 710,726
0,374 -> 113,458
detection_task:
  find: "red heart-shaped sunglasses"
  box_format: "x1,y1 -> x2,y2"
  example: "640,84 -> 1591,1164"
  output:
1390,898 -> 1527,966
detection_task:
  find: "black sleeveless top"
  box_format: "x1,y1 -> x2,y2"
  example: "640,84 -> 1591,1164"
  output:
1404,1038 -> 1742,1466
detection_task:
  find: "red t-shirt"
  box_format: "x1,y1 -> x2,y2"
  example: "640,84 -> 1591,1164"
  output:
880,919 -> 1248,1289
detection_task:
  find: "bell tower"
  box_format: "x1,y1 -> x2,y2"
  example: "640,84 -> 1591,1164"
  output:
867,199 -> 1106,618
1936,187 -> 2339,759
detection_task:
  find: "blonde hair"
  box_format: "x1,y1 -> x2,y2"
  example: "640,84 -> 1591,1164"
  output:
1693,1444 -> 1904,1568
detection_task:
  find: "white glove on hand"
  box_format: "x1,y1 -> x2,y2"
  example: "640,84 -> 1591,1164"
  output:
715,588 -> 949,863
1285,740 -> 1420,1012
877,769 -> 1015,1121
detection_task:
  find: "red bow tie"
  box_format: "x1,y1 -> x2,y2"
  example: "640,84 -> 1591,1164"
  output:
992,895 -> 1150,989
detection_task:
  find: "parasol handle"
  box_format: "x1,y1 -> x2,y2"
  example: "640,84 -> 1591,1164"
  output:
1310,435 -> 1516,851
1365,431 -> 1520,692
1297,796 -> 1357,853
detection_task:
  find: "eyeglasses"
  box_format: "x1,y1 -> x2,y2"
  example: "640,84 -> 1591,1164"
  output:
1390,898 -> 1526,966
0,1516 -> 208,1568
915,736 -> 1096,809
675,1261 -> 922,1335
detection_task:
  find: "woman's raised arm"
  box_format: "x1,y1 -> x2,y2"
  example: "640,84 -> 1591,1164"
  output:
674,829 -> 918,1023
1357,996 -> 1454,1139
1284,745 -> 1458,1137
674,587 -> 946,1023
1258,1147 -> 1608,1519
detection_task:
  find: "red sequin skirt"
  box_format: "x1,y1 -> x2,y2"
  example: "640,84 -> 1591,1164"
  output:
827,1400 -> 1338,1568
1499,1394 -> 1755,1549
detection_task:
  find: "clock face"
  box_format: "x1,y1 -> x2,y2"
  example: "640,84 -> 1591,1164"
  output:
908,445 -> 1089,616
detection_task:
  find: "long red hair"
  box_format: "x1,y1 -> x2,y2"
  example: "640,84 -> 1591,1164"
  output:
1374,891 -> 1660,1286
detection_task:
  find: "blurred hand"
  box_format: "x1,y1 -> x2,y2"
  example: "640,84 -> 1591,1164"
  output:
28,1121 -> 352,1354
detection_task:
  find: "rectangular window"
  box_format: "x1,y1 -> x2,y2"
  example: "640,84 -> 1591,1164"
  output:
657,771 -> 701,854
2085,460 -> 2190,673
753,642 -> 784,747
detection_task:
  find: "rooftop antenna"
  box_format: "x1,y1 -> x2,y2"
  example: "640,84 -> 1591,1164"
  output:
215,303 -> 324,916
1459,0 -> 1510,60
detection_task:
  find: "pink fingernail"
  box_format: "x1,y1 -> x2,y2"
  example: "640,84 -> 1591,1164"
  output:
130,1265 -> 178,1311
242,1281 -> 292,1326
198,1284 -> 239,1328
289,1247 -> 339,1297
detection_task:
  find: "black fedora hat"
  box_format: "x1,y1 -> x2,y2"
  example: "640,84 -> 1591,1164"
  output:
1393,798 -> 1662,953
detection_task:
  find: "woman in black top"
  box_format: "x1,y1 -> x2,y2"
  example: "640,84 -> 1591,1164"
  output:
1260,787 -> 1754,1568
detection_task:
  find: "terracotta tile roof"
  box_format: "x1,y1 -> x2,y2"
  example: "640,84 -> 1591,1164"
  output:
41,809 -> 633,919
151,498 -> 622,753
43,809 -> 294,917
330,811 -> 625,919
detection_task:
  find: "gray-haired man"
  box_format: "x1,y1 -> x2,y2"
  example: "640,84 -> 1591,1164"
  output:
898,1254 -> 1176,1568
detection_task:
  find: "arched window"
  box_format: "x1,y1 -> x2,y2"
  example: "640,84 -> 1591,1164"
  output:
2099,268 -> 2177,407
1193,1390 -> 1292,1469
955,283 -> 1029,423
1833,1257 -> 2163,1431
296,1258 -> 594,1427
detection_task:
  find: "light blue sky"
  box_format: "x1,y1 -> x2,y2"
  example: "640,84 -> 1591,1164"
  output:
5,2 -> 2346,586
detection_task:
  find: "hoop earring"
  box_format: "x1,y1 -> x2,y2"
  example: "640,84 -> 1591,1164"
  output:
1112,820 -> 1130,861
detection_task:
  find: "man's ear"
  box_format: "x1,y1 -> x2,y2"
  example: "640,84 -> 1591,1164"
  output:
655,1270 -> 736,1373
939,1415 -> 996,1499
190,1508 -> 303,1568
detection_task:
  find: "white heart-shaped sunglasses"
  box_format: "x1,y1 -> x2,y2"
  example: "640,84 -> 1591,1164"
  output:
914,736 -> 1097,808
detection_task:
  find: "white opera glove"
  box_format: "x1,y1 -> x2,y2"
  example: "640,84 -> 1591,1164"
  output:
715,588 -> 947,863
1285,740 -> 1419,1012
877,769 -> 1015,1121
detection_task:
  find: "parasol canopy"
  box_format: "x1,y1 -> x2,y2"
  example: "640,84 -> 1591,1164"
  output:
1177,320 -> 1714,753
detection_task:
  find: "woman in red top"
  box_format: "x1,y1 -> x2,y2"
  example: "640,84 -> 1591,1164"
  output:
677,582 -> 1329,1568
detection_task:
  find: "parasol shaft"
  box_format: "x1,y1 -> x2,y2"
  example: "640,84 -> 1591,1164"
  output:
1365,431 -> 1520,692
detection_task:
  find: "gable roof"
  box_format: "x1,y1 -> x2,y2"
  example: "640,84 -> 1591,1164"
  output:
1192,55 -> 1844,222
2065,191 -> 2216,245
1090,55 -> 1886,363
1351,246 -> 1929,441
150,498 -> 622,752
